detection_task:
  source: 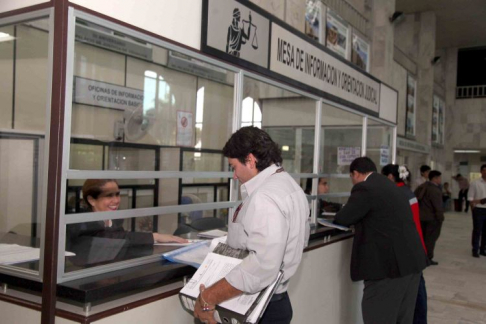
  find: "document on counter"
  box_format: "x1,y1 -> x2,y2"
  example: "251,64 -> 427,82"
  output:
0,244 -> 75,265
179,242 -> 283,323
197,229 -> 227,239
154,239 -> 203,246
162,236 -> 227,268
317,218 -> 350,231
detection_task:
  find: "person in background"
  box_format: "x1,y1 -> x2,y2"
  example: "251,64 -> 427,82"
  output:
414,171 -> 444,265
305,177 -> 342,215
67,179 -> 187,249
414,165 -> 431,190
334,157 -> 427,324
382,164 -> 428,324
468,164 -> 486,258
454,174 -> 470,212
193,127 -> 309,324
442,182 -> 452,210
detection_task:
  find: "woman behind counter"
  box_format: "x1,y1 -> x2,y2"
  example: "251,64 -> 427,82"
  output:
67,179 -> 187,248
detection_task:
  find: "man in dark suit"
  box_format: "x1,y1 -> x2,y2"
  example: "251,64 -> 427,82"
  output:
334,157 -> 428,324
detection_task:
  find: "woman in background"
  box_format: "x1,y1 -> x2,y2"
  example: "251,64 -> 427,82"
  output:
382,164 -> 428,324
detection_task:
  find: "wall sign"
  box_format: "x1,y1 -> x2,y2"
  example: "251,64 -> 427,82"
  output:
177,111 -> 194,147
337,147 -> 361,165
397,137 -> 430,154
405,75 -> 416,137
201,0 -> 389,118
73,77 -> 144,111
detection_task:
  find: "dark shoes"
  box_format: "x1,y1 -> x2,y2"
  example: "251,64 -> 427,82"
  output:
473,251 -> 480,258
480,250 -> 486,256
429,259 -> 439,265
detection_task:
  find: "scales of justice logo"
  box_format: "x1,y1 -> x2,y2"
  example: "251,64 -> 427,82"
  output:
226,8 -> 258,57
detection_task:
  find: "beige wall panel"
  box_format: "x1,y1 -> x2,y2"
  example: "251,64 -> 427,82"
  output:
0,139 -> 33,234
14,25 -> 48,132
262,97 -> 315,127
0,25 -> 14,129
74,42 -> 125,85
71,104 -> 123,141
158,147 -> 180,234
125,57 -> 197,146
250,0 -> 285,20
197,78 -> 233,150
394,14 -> 418,63
390,61 -> 407,136
70,0 -> 202,50
0,0 -> 48,14
286,0 -> 305,33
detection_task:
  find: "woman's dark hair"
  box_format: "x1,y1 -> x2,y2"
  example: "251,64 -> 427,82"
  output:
381,164 -> 411,184
82,179 -> 118,211
222,126 -> 282,172
349,157 -> 377,174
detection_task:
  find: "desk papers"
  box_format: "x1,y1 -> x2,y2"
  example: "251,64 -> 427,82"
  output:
317,218 -> 350,231
0,244 -> 75,265
197,229 -> 227,239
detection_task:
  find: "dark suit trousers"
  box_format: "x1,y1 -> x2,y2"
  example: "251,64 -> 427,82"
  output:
471,207 -> 486,253
420,220 -> 443,260
363,273 -> 421,324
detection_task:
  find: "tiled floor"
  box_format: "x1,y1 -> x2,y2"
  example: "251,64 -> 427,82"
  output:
424,211 -> 486,324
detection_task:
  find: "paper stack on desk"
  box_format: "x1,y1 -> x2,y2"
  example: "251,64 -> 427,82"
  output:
0,244 -> 75,265
179,243 -> 283,324
162,236 -> 227,268
317,218 -> 350,231
197,229 -> 227,239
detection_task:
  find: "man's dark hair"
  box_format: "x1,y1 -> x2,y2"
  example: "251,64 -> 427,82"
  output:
428,170 -> 441,181
222,126 -> 282,172
349,157 -> 377,174
420,165 -> 431,174
481,164 -> 486,171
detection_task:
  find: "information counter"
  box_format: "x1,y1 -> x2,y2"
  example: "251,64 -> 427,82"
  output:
0,228 -> 363,324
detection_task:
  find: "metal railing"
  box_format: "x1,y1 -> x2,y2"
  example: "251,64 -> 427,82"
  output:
456,85 -> 486,99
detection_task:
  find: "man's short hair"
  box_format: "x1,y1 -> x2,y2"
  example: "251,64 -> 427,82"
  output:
481,164 -> 486,171
222,126 -> 282,172
428,170 -> 441,181
420,165 -> 431,174
349,157 -> 377,174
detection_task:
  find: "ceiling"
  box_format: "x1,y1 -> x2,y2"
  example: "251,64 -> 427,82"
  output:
395,0 -> 486,49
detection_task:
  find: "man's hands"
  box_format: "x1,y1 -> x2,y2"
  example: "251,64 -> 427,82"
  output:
194,284 -> 217,324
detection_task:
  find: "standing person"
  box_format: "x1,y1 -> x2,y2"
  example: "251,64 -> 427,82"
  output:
382,164 -> 428,324
468,164 -> 486,258
194,127 -> 309,324
414,165 -> 431,190
442,182 -> 452,210
334,157 -> 427,324
454,174 -> 470,212
414,171 -> 444,265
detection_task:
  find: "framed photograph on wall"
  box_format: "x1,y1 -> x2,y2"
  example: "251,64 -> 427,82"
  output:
326,8 -> 349,58
351,31 -> 370,72
438,98 -> 445,144
431,95 -> 439,143
305,0 -> 323,43
405,75 -> 416,137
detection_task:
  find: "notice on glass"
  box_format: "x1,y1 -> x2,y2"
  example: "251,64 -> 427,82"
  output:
176,110 -> 194,147
380,145 -> 390,166
337,147 -> 361,165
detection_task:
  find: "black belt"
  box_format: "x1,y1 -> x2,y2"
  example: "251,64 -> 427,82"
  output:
270,291 -> 288,303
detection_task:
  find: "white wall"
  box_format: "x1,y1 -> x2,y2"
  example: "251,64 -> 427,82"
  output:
0,0 -> 48,14
69,0 -> 202,50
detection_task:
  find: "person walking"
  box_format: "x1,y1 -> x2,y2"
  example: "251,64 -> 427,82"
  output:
468,164 -> 486,258
454,174 -> 470,212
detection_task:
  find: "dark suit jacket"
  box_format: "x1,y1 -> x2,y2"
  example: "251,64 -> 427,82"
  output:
335,173 -> 428,281
414,181 -> 445,222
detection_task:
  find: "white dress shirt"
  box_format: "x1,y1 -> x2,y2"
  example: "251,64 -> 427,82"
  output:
226,164 -> 309,294
468,177 -> 486,208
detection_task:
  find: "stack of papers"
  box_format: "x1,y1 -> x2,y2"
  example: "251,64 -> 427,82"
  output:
0,244 -> 75,265
162,236 -> 227,268
197,229 -> 227,239
317,218 -> 350,231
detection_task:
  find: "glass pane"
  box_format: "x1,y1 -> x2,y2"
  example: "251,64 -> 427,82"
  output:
320,103 -> 363,199
367,120 -> 394,169
0,18 -> 50,273
182,150 -> 227,184
243,77 -> 317,175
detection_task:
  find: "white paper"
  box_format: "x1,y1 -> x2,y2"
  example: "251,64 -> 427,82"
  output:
154,239 -> 203,246
162,236 -> 227,267
197,229 -> 228,239
317,218 -> 350,231
0,244 -> 75,265
180,252 -> 259,315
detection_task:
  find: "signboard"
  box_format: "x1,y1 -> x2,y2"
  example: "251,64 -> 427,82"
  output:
205,0 -> 270,68
326,9 -> 349,58
270,23 -> 380,113
337,147 -> 361,165
351,32 -> 369,72
380,145 -> 390,166
177,111 -> 194,147
75,23 -> 152,61
432,95 -> 445,145
397,137 -> 430,154
405,75 -> 416,136
74,77 -> 144,111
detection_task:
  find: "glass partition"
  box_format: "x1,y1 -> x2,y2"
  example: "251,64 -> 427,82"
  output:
0,17 -> 50,275
317,103 -> 364,217
366,119 -> 394,169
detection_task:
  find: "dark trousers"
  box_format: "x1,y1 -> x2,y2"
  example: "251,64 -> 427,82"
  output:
259,292 -> 292,324
471,207 -> 486,253
420,220 -> 443,260
362,272 -> 421,324
459,189 -> 469,212
413,274 -> 427,324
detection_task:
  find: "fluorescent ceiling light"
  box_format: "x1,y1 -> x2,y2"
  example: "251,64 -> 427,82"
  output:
454,150 -> 480,153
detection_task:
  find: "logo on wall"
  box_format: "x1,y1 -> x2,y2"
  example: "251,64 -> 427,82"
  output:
226,8 -> 258,57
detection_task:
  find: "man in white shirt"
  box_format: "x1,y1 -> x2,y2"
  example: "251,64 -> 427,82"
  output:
468,164 -> 486,258
194,126 -> 309,324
